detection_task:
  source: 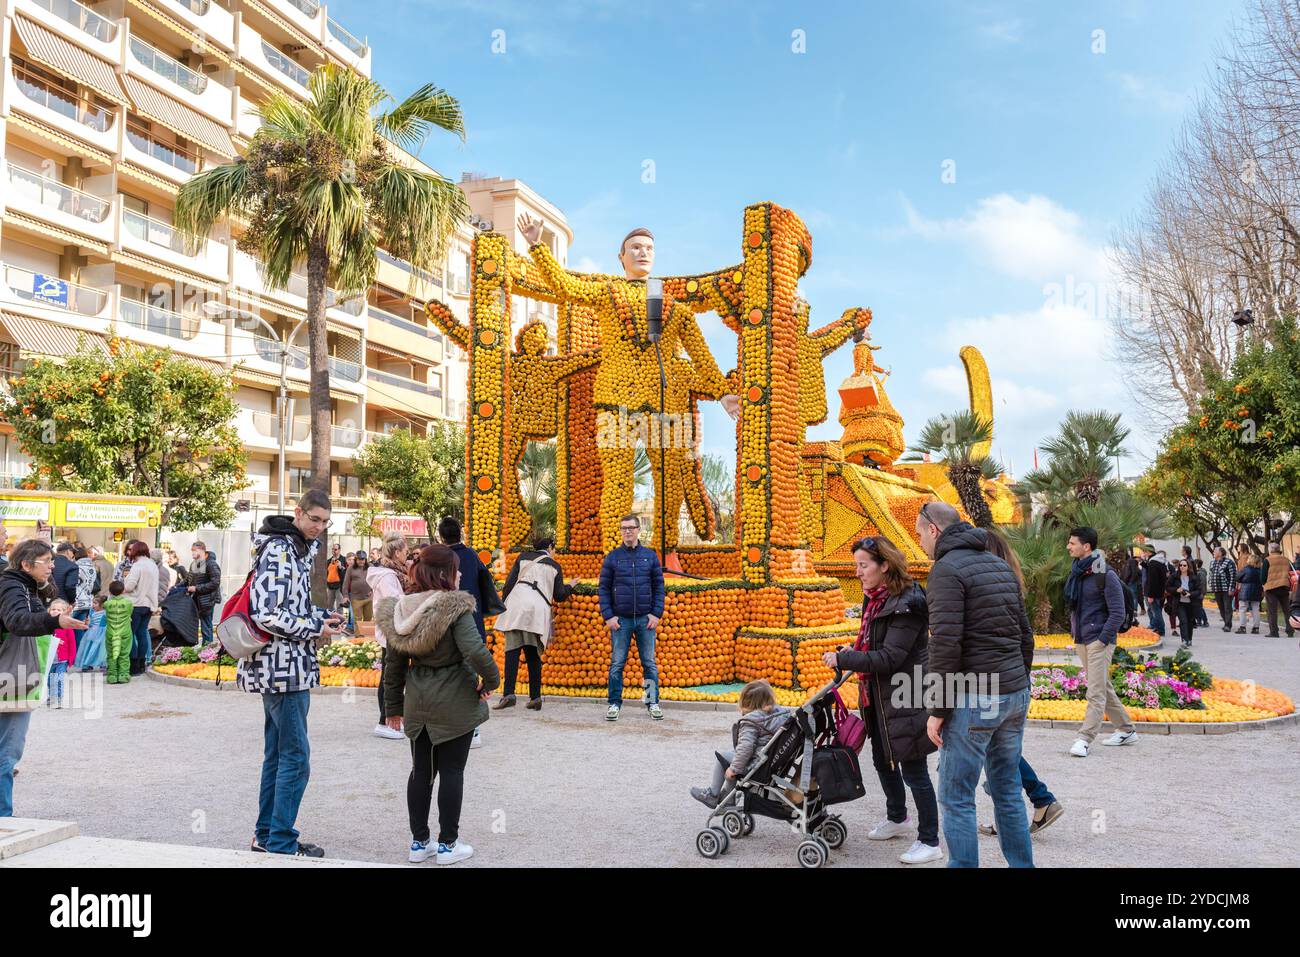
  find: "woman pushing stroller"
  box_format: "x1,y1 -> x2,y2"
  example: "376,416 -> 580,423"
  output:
821,535 -> 942,865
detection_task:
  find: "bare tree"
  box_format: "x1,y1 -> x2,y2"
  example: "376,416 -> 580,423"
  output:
1111,0 -> 1300,426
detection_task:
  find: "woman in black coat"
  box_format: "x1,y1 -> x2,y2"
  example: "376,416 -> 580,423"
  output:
0,539 -> 87,817
822,535 -> 940,865
1166,558 -> 1203,648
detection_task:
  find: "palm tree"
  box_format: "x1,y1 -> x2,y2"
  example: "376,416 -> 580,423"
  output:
1025,410 -> 1130,507
1004,519 -> 1070,633
177,64 -> 468,495
699,453 -> 735,544
903,410 -> 1002,527
518,441 -> 557,543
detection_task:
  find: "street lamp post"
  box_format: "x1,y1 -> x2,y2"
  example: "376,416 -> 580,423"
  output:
203,302 -> 307,514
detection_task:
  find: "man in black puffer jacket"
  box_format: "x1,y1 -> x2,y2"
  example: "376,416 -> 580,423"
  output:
185,541 -> 222,646
917,501 -> 1033,869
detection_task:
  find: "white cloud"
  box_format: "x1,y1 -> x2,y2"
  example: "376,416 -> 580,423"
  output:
979,18 -> 1023,43
903,193 -> 1111,284
1112,72 -> 1190,114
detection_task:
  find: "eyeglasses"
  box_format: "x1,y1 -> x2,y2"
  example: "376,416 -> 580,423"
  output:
919,502 -> 937,527
620,525 -> 639,532
303,513 -> 333,529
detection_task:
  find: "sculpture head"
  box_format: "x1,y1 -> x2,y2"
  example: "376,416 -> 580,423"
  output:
515,319 -> 550,357
618,227 -> 654,280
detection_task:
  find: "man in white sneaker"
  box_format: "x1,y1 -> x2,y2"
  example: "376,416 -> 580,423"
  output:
1065,527 -> 1137,757
598,516 -> 665,722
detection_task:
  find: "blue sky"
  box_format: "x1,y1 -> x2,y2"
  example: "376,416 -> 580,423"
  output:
329,0 -> 1246,478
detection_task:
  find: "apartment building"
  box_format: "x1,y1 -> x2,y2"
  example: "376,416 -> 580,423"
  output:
0,0 -> 572,556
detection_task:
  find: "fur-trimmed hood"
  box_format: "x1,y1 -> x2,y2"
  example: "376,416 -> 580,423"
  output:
375,589 -> 476,658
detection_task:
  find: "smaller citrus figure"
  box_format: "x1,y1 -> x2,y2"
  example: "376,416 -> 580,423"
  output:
505,319 -> 600,547
103,580 -> 135,685
425,304 -> 600,549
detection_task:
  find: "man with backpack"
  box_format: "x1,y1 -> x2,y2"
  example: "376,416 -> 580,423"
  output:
325,543 -> 347,612
1065,527 -> 1137,758
236,490 -> 344,857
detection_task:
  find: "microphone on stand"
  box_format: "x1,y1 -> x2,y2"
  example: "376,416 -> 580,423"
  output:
646,277 -> 663,342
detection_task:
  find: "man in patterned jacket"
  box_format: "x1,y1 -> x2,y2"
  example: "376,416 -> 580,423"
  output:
239,489 -> 344,857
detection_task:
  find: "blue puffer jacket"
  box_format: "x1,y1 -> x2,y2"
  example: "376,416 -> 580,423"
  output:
598,544 -> 664,620
1069,554 -> 1127,645
1237,564 -> 1264,602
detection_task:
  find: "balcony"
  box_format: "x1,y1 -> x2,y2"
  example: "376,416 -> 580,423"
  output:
331,424 -> 364,451
232,251 -> 364,326
329,355 -> 362,383
116,298 -> 225,356
5,163 -> 115,244
125,34 -> 235,127
22,0 -> 118,48
261,40 -> 309,88
366,367 -> 441,398
3,264 -> 110,319
157,0 -> 235,52
123,121 -> 201,181
375,249 -> 442,300
119,208 -> 230,281
244,409 -> 309,451
252,334 -> 307,370
7,63 -> 118,154
367,306 -> 444,363
324,16 -> 371,73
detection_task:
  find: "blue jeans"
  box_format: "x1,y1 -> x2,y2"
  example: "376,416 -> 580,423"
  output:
938,687 -> 1033,868
0,711 -> 33,817
130,606 -> 152,664
607,615 -> 659,706
198,608 -> 214,646
1146,597 -> 1165,636
47,661 -> 68,702
256,691 -> 312,854
983,756 -> 1056,809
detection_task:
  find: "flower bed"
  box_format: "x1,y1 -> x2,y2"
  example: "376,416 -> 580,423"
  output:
152,662 -> 381,688
1033,627 -> 1161,650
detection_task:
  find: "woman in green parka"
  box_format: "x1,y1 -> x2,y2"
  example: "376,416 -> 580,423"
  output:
378,544 -> 500,866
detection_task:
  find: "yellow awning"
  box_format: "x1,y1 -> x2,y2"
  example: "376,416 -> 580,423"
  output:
0,313 -> 108,356
111,252 -> 225,294
125,0 -> 235,67
246,0 -> 323,51
13,16 -> 130,106
122,75 -> 235,157
6,112 -> 112,166
3,212 -> 109,254
117,162 -> 180,195
231,364 -> 308,393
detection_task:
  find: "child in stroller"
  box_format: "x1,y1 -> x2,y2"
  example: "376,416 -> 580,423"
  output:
691,679 -> 792,809
693,670 -> 865,868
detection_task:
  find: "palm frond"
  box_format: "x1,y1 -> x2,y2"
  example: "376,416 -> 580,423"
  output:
377,83 -> 466,152
175,161 -> 253,239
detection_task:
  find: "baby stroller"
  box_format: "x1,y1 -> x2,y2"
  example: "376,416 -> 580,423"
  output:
695,669 -> 866,868
158,583 -> 200,648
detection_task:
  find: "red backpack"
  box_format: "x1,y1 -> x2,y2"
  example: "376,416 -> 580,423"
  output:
216,543 -> 274,659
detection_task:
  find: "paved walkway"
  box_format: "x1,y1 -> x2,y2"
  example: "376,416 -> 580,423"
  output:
7,628 -> 1298,867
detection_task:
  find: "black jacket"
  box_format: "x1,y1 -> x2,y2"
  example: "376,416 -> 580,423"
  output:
0,567 -> 60,638
1143,557 -> 1168,600
53,554 -> 80,606
924,522 -> 1033,720
449,542 -> 500,638
834,583 -> 936,765
187,552 -> 223,614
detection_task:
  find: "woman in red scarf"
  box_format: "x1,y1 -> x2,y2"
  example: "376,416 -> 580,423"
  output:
822,535 -> 940,865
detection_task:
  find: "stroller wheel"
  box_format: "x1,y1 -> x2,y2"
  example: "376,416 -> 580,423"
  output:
713,826 -> 731,855
696,828 -> 723,859
721,811 -> 746,838
797,838 -> 828,869
819,816 -> 847,850
742,814 -> 755,836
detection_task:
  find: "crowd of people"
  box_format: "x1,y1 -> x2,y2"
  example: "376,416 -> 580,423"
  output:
2,492 -> 1298,867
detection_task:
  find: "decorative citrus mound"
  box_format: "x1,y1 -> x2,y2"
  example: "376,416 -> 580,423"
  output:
1034,628 -> 1161,650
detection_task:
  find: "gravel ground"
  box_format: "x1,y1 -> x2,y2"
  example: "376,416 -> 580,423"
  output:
12,627 -> 1300,867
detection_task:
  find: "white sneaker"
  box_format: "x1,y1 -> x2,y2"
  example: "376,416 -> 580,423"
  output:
373,723 -> 404,740
1102,730 -> 1138,747
437,840 -> 474,865
1069,739 -> 1089,757
606,704 -> 621,721
867,817 -> 911,840
899,840 -> 944,865
470,727 -> 482,749
408,840 -> 434,863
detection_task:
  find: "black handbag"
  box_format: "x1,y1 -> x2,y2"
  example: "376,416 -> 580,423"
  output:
811,744 -> 866,805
